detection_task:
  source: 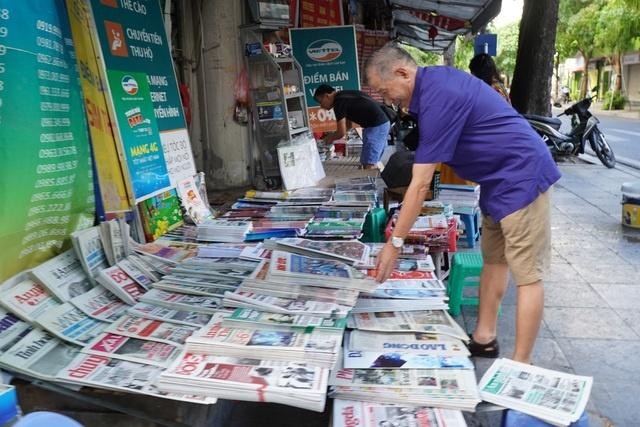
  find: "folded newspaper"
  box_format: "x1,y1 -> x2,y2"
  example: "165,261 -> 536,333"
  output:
158,353 -> 328,411
347,310 -> 468,341
332,399 -> 468,427
267,251 -> 377,292
479,358 -> 592,426
30,249 -> 94,301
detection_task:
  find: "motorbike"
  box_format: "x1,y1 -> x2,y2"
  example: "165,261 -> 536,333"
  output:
524,92 -> 616,168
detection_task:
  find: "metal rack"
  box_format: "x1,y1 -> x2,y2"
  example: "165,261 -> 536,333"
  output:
241,26 -> 310,188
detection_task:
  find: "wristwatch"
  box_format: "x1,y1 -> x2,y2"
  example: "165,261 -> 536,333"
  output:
391,236 -> 404,249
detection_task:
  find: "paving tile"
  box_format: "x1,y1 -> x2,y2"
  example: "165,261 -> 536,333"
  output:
546,263 -> 587,283
544,281 -> 608,308
591,283 -> 640,309
461,304 -> 553,340
556,338 -> 640,427
544,307 -> 638,339
613,308 -> 640,337
571,263 -> 640,284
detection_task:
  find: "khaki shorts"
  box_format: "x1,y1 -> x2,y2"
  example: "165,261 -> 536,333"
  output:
481,189 -> 552,286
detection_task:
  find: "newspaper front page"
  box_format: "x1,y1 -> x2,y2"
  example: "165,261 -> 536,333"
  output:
105,315 -> 197,345
70,286 -> 129,322
30,249 -> 94,301
36,302 -> 107,346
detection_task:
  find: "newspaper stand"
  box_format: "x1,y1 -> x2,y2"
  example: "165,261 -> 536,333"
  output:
385,217 -> 457,279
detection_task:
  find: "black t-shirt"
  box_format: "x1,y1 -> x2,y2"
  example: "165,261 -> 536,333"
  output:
333,90 -> 388,128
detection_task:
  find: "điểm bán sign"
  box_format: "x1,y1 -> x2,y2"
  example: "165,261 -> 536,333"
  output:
290,25 -> 360,133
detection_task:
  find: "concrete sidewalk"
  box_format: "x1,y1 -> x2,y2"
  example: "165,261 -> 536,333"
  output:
463,159 -> 640,427
587,102 -> 639,120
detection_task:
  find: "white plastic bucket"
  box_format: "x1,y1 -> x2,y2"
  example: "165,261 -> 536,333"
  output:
621,182 -> 640,229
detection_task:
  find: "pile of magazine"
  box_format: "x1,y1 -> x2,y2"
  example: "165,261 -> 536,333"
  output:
437,184 -> 480,215
478,358 -> 592,426
196,219 -> 253,242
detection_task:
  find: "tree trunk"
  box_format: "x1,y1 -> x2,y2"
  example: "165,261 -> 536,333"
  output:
613,54 -> 622,92
580,55 -> 590,99
509,0 -> 560,115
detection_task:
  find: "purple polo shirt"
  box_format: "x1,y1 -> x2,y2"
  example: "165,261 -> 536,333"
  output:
409,66 -> 561,221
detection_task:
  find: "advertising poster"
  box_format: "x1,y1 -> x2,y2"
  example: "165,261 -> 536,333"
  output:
289,25 -> 360,133
107,69 -> 170,202
0,0 -> 94,281
66,0 -> 130,213
87,0 -> 196,189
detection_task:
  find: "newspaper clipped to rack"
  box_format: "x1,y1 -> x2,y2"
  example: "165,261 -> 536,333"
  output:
277,134 -> 325,190
479,358 -> 592,426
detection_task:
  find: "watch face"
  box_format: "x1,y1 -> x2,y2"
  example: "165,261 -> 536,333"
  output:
392,237 -> 403,248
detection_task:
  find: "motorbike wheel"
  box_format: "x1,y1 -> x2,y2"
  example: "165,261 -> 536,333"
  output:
590,129 -> 616,168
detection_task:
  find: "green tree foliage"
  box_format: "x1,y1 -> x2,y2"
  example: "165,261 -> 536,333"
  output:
594,0 -> 640,91
453,35 -> 475,71
495,22 -> 519,85
401,44 -> 441,66
556,0 -> 604,97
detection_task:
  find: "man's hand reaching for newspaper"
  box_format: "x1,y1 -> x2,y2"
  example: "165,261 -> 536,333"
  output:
375,242 -> 400,283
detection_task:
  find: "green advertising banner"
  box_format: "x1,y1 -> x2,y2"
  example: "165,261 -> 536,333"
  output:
0,0 -> 94,281
87,0 -> 196,190
107,69 -> 170,201
290,25 -> 360,133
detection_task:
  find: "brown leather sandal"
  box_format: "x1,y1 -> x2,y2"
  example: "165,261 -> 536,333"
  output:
467,334 -> 500,358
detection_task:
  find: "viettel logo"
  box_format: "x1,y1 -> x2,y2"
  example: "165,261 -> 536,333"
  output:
121,75 -> 138,95
307,39 -> 342,62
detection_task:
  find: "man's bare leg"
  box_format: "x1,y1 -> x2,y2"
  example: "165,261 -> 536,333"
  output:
472,263 -> 509,343
513,281 -> 544,363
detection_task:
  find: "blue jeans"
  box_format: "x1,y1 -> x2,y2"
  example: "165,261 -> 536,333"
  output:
361,121 -> 390,164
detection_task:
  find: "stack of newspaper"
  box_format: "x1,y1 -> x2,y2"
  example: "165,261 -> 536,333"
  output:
158,354 -> 328,411
437,184 -> 480,214
196,219 -> 253,242
479,358 -> 592,426
332,399 -> 468,427
266,251 -> 378,293
185,316 -> 343,369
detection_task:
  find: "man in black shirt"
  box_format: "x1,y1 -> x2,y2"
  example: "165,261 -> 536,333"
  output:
313,84 -> 390,169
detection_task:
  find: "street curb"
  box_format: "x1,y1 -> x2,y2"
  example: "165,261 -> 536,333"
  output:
582,150 -> 640,170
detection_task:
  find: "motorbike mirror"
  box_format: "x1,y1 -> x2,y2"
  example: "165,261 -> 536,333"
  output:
591,86 -> 599,93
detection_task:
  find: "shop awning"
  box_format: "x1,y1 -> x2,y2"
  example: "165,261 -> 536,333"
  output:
387,0 -> 502,52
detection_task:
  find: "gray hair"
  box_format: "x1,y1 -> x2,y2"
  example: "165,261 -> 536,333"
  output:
365,42 -> 417,83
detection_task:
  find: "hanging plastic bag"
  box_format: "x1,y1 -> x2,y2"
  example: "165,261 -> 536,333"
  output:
233,67 -> 249,124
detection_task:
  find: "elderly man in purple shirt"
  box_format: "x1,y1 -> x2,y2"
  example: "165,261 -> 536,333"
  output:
366,43 -> 561,364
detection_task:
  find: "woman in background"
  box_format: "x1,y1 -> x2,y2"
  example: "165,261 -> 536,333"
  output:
469,53 -> 510,103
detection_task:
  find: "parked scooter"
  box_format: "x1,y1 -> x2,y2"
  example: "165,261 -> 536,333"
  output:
524,89 -> 616,168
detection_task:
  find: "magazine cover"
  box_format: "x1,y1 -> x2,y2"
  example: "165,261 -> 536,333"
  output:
132,241 -> 195,265
30,249 -> 94,301
137,189 -> 184,242
0,273 -> 61,322
36,302 -> 107,346
83,333 -> 181,367
69,286 -> 129,323
176,176 -> 213,224
105,315 -> 197,345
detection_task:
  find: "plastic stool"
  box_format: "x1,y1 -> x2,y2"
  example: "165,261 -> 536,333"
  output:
457,209 -> 480,248
361,207 -> 387,243
501,409 -> 589,427
15,412 -> 83,427
447,252 -> 483,316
